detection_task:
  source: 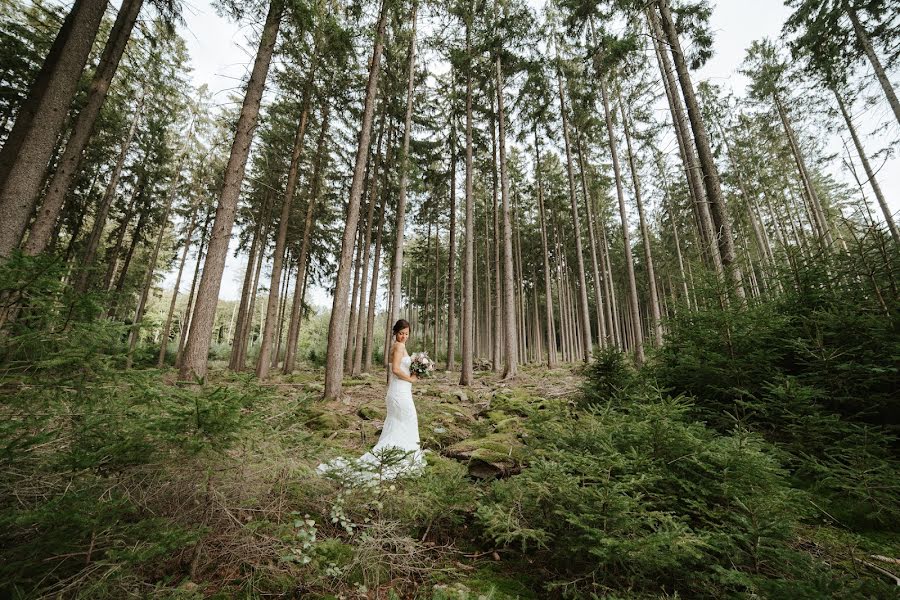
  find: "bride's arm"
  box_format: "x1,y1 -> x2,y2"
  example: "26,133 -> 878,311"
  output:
390,342 -> 417,383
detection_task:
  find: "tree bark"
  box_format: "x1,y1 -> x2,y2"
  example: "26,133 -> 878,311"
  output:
460,13 -> 475,386
73,93 -> 144,293
179,0 -> 282,382
620,100 -> 663,347
160,200 -> 200,368
496,53 -> 518,379
557,67 -> 592,360
0,0 -> 107,260
600,82 -> 644,364
445,99 -> 458,371
364,176 -> 387,373
256,84 -> 311,381
351,118 -> 386,376
345,224 -> 365,371
833,86 -> 898,244
284,106 -> 330,373
576,134 -> 607,347
324,0 -> 390,399
534,129 -> 558,368
647,8 -> 720,271
655,0 -> 745,300
126,167 -> 180,368
845,2 -> 900,126
774,92 -> 833,249
24,0 -> 144,256
176,208 -> 212,369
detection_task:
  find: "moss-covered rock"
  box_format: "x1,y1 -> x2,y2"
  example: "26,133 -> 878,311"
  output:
443,432 -> 525,479
305,410 -> 350,433
356,404 -> 385,421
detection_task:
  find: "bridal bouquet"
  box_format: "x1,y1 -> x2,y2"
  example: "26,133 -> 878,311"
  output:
409,351 -> 436,378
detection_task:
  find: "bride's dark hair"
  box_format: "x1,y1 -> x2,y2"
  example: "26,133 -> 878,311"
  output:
392,319 -> 411,338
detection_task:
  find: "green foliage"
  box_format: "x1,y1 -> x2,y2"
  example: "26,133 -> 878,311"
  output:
578,347 -> 640,407
651,247 -> 900,530
476,387 -> 834,597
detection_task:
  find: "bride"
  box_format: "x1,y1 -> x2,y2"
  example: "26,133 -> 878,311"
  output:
316,319 -> 425,480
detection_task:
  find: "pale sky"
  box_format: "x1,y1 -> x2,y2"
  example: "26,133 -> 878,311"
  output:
164,0 -> 899,304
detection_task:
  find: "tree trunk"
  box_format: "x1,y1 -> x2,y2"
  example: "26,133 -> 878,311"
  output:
845,2 -> 900,126
460,14 -> 475,386
534,129 -> 558,368
284,105 -> 330,373
352,116 -> 386,376
655,0 -> 745,300
619,100 -> 662,347
102,183 -> 140,293
179,0 -> 282,382
445,100 -> 458,371
0,0 -> 107,260
73,94 -> 144,293
127,168 -> 180,368
177,209 -> 212,370
364,175 -> 387,372
496,53 -> 518,378
24,0 -> 144,256
556,67 -> 592,361
160,200 -> 200,368
833,86 -> 898,244
600,83 -> 644,364
774,92 -> 833,249
345,224 -> 365,372
576,134 -> 607,348
647,8 -> 720,272
324,0 -> 390,399
257,85 -> 311,380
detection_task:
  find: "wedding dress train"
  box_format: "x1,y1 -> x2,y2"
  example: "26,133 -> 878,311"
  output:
316,354 -> 425,481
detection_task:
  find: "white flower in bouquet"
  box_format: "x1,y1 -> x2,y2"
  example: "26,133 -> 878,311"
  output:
409,351 -> 436,378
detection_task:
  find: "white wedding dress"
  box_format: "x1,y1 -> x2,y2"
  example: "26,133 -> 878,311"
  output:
316,353 -> 425,482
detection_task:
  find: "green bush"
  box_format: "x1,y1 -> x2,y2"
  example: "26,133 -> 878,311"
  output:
476,388 -> 846,597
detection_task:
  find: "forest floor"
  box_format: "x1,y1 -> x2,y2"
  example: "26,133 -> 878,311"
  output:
146,362 -> 583,599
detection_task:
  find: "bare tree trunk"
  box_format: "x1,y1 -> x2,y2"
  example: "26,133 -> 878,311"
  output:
159,200 -> 199,368
600,83 -> 644,364
351,115 -> 386,376
845,2 -> 900,126
446,101 -> 458,371
576,134 -> 607,347
179,0 -> 282,382
460,15 -> 475,386
229,202 -> 265,370
647,8 -> 720,272
345,224 -> 365,372
102,184 -> 141,293
620,100 -> 662,347
534,130 -> 558,367
833,86 -> 898,244
257,84 -> 311,380
126,165 -> 182,367
235,207 -> 272,371
73,95 -> 144,293
0,0 -> 107,260
557,67 -> 592,360
324,0 -> 390,399
176,209 -> 212,370
774,93 -> 833,249
274,256 -> 292,368
496,54 -> 518,378
364,182 -> 387,372
655,0 -> 745,300
24,0 -> 144,256
284,106 -> 330,373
